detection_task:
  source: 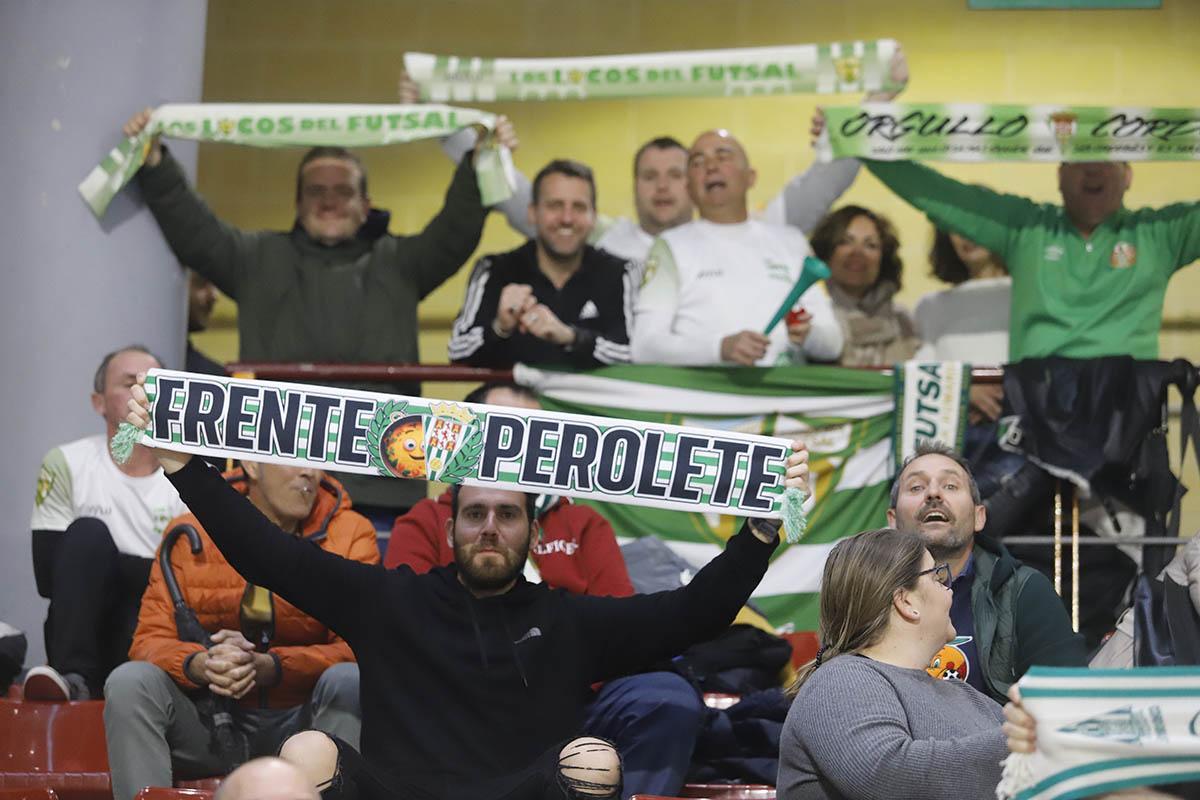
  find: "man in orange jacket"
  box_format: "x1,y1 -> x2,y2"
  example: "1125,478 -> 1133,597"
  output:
104,460 -> 379,800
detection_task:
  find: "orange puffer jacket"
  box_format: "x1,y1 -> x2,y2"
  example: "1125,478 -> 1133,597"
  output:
130,468 -> 380,708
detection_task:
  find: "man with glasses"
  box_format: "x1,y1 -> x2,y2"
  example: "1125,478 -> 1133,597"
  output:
887,440 -> 1086,703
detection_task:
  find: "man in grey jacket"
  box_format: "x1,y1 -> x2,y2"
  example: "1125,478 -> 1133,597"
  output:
121,109 -> 517,520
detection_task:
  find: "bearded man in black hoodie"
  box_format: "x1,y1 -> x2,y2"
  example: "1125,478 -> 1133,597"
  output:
125,376 -> 808,800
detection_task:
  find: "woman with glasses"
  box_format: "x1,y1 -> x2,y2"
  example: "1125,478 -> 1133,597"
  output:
777,527 -> 1009,799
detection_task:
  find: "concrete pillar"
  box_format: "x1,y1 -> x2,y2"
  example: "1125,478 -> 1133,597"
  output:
0,0 -> 208,666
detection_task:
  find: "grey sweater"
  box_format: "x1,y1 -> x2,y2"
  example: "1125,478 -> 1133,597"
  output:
778,655 -> 1006,800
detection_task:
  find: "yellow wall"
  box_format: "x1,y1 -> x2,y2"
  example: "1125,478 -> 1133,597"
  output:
191,0 -> 1200,515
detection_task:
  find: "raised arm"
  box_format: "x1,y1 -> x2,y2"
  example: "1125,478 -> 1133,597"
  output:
399,67 -> 534,238
407,153 -> 492,300
765,158 -> 861,235
862,160 -> 1038,263
127,109 -> 252,298
440,128 -> 535,238
573,518 -> 777,681
1153,200 -> 1200,273
573,443 -> 808,679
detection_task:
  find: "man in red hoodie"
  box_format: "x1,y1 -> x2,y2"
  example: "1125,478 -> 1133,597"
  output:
105,460 -> 380,800
385,382 -> 706,799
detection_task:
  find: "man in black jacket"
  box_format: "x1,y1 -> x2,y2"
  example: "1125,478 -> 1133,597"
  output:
449,159 -> 634,369
126,377 -> 807,800
121,109 -> 518,521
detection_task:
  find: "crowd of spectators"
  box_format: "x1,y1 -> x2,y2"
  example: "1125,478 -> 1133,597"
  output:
12,37 -> 1200,800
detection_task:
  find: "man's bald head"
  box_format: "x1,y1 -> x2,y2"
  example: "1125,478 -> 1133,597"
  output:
686,129 -> 756,224
215,758 -> 319,800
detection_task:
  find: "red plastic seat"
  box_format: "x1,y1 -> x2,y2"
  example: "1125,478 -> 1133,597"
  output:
680,786 -> 776,799
135,789 -> 214,800
171,780 -> 221,792
0,699 -> 110,800
0,788 -> 61,800
782,631 -> 819,668
0,698 -> 223,800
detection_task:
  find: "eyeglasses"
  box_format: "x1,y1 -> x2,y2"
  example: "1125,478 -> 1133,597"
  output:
917,563 -> 952,588
300,184 -> 359,202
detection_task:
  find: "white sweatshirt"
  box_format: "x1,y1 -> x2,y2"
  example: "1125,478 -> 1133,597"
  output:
632,219 -> 843,366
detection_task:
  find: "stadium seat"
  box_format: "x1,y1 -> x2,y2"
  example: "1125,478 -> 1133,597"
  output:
0,698 -> 223,799
783,631 -> 819,668
135,789 -> 214,800
679,786 -> 776,799
0,699 -> 109,800
0,789 -> 61,800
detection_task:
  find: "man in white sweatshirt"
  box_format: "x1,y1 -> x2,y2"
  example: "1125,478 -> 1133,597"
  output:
632,130 -> 844,366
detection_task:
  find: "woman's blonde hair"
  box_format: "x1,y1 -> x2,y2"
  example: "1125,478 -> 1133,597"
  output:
786,527 -> 927,696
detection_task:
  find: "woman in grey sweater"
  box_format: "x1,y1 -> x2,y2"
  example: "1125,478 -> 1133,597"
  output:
778,528 -> 1008,800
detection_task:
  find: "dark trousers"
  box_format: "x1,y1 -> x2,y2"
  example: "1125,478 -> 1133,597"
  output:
321,735 -> 593,800
34,518 -> 152,695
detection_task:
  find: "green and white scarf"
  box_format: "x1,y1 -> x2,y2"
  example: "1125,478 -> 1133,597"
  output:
817,102 -> 1200,162
128,369 -> 806,529
998,666 -> 1200,800
404,40 -> 902,102
892,361 -> 970,472
79,103 -> 516,218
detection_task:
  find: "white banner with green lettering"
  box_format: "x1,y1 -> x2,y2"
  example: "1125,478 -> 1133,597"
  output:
893,361 -> 970,473
405,40 -> 902,102
998,666 -> 1200,800
79,103 -> 516,218
130,369 -> 801,522
817,102 -> 1200,162
515,363 -> 896,632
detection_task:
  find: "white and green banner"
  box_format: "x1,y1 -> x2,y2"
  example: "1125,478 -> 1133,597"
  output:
515,363 -> 896,632
136,369 -> 795,519
817,102 -> 1200,162
79,103 -> 516,218
404,40 -> 902,103
892,361 -> 970,472
998,666 -> 1200,800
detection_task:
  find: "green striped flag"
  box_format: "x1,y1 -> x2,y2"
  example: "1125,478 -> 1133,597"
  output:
516,363 -> 895,632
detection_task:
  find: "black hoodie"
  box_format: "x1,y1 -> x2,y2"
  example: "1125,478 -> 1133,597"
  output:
167,457 -> 776,798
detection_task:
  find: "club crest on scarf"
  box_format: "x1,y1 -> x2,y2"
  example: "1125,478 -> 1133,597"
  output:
368,400 -> 483,483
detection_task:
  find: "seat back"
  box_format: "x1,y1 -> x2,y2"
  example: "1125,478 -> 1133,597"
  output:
0,789 -> 61,800
0,699 -> 109,773
0,695 -> 109,772
136,789 -> 214,800
782,631 -> 819,669
679,786 -> 776,799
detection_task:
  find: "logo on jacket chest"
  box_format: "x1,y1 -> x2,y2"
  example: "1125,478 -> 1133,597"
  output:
532,539 -> 579,557
765,260 -> 792,283
1110,241 -> 1136,269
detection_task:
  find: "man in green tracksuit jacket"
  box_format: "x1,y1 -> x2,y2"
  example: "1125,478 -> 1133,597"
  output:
122,109 -> 517,514
863,159 -> 1200,361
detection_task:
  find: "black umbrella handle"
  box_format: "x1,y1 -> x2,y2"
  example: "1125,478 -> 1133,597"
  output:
159,523 -> 203,609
